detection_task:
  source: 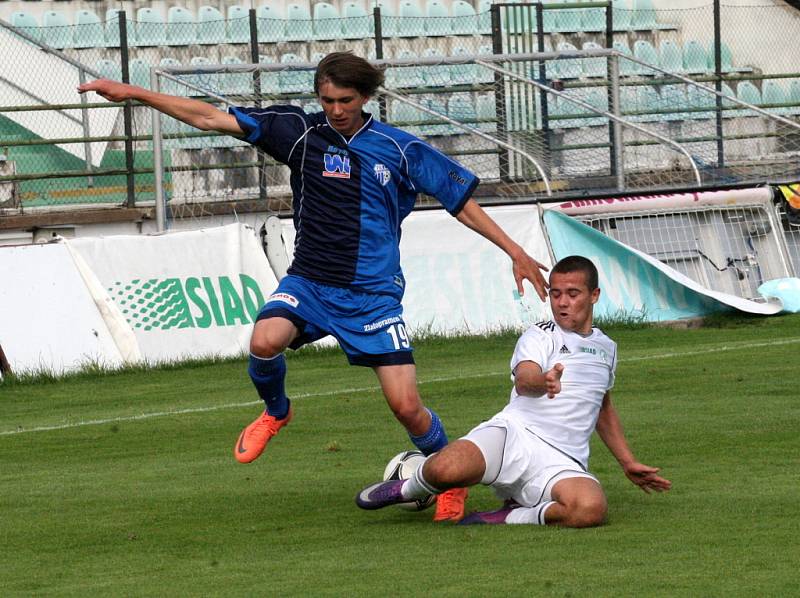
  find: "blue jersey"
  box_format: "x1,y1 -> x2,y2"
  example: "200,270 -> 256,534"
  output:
230,105 -> 479,298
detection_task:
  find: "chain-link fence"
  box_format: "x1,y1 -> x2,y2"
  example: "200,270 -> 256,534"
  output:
2,1 -> 800,215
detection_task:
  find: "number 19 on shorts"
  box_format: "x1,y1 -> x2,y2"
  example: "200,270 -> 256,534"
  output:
386,323 -> 410,350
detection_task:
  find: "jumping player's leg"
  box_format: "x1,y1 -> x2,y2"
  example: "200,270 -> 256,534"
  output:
248,316 -> 299,419
234,317 -> 300,464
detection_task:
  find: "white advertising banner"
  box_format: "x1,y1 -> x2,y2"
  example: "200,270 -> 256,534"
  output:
282,204 -> 553,334
0,243 -> 125,374
67,224 -> 280,363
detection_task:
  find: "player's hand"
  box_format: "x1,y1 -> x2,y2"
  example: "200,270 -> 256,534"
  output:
77,79 -> 134,103
512,252 -> 549,302
544,363 -> 563,399
623,462 -> 672,494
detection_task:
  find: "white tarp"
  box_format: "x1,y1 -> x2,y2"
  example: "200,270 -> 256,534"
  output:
0,242 -> 125,373
67,223 -> 280,363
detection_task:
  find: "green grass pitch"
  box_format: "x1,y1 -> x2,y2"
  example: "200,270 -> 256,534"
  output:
2,315 -> 799,596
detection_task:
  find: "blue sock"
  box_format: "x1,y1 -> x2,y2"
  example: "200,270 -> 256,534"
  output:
248,353 -> 290,419
409,409 -> 449,456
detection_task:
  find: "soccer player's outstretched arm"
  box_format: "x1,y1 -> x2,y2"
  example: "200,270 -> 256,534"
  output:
77,79 -> 243,135
513,360 -> 564,399
595,393 -> 672,494
455,199 -> 549,301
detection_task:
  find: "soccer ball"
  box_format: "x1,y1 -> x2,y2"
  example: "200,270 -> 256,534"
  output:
383,450 -> 436,511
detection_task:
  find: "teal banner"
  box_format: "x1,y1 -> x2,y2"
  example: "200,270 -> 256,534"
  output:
543,210 -> 781,321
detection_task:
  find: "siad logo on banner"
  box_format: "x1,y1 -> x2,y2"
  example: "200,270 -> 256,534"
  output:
108,274 -> 265,331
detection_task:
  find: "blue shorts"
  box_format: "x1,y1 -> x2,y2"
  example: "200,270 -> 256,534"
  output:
257,275 -> 414,367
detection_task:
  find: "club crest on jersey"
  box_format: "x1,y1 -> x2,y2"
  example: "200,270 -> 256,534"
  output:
323,153 -> 351,179
374,163 -> 391,186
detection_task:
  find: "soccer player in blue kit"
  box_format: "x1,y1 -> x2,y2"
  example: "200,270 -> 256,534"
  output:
79,52 -> 549,522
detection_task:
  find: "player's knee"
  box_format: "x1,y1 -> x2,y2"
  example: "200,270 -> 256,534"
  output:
250,327 -> 285,358
566,496 -> 607,528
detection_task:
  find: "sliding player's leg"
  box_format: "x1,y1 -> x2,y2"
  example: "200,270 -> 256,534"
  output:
372,363 -> 469,522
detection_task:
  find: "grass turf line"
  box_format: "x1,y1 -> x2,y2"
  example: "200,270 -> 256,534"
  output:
2,315 -> 799,596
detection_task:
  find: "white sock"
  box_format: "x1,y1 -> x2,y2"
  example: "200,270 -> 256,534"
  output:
505,501 -> 556,525
401,462 -> 441,499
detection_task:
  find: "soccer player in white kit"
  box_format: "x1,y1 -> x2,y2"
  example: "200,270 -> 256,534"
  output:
357,255 -> 671,526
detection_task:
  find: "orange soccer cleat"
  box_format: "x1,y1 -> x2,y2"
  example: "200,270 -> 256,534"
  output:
234,408 -> 293,464
433,487 -> 469,522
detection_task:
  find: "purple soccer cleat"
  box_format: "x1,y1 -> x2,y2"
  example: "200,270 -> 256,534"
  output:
458,506 -> 513,525
356,479 -> 416,510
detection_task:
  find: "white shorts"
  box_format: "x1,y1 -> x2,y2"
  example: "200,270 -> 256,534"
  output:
462,415 -> 599,508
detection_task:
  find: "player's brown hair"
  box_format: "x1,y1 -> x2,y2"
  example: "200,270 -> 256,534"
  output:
314,52 -> 384,97
551,255 -> 599,291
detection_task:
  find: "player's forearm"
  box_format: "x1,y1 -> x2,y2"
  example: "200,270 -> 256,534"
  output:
595,401 -> 636,468
455,199 -> 524,260
514,371 -> 550,396
132,88 -> 226,131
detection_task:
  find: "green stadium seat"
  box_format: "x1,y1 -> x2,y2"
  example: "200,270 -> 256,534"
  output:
612,0 -> 632,31
136,7 -> 167,47
227,5 -> 250,43
313,2 -> 343,40
342,2 -> 372,39
475,93 -> 496,132
42,10 -> 72,49
613,40 -> 637,76
630,0 -> 657,30
477,0 -> 492,34
658,84 -> 688,121
285,3 -> 313,42
10,11 -> 40,42
450,45 -> 480,86
581,5 -> 607,33
425,0 -> 451,37
398,0 -> 425,37
447,93 -> 477,132
158,57 -> 183,95
621,84 -> 660,122
96,58 -> 122,82
167,7 -> 196,46
279,52 -> 312,93
682,40 -> 708,74
104,8 -> 136,48
686,84 -> 715,120
720,82 -> 737,117
582,41 -> 606,78
451,0 -> 479,36
256,4 -> 286,44
707,41 -> 735,72
130,57 -> 151,89
762,80 -> 789,115
736,81 -> 761,115
372,0 -> 400,38
788,80 -> 800,115
554,42 -> 581,79
659,40 -> 683,74
220,56 -> 251,95
556,0 -> 582,33
421,47 -> 451,87
258,55 -> 282,94
74,9 -> 104,48
421,96 -> 449,135
389,99 -> 425,136
633,40 -> 659,76
385,49 -> 424,89
197,6 -> 225,45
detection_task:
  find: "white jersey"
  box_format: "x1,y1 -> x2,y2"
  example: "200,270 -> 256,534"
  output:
500,320 -> 617,470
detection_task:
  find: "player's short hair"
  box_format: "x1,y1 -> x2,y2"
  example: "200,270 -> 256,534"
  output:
551,255 -> 599,291
314,52 -> 384,98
